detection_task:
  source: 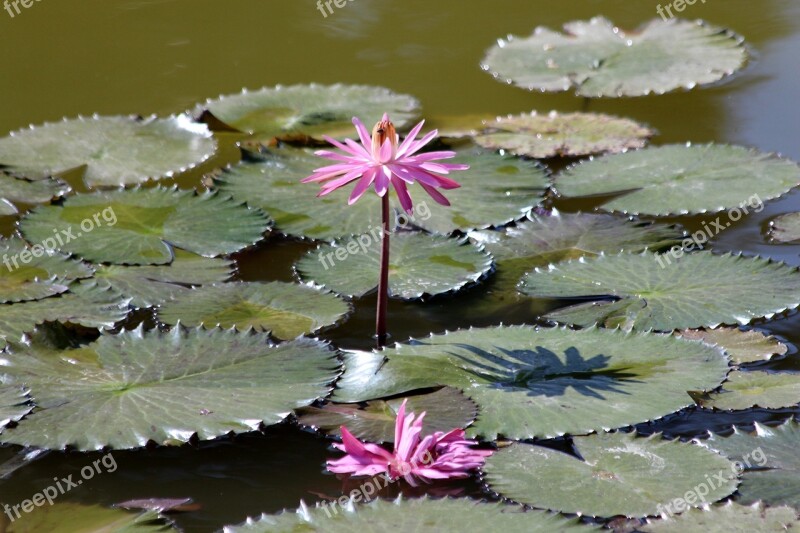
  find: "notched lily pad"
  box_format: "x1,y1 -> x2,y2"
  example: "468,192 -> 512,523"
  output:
768,212 -> 800,243
553,143 -> 799,216
20,186 -> 270,265
157,281 -> 351,340
474,111 -> 653,158
0,173 -> 70,215
482,17 -> 747,97
702,420 -> 800,509
296,233 -> 493,300
0,326 -> 341,451
0,115 -> 216,187
484,433 -> 738,518
0,382 -> 31,430
696,370 -> 800,411
521,252 -> 800,332
194,84 -> 419,141
295,387 -> 478,443
333,325 -> 729,440
677,327 -> 788,365
1,502 -> 175,532
223,497 -> 596,532
641,501 -> 800,532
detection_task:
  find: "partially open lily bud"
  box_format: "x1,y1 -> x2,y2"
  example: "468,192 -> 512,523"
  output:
371,113 -> 398,160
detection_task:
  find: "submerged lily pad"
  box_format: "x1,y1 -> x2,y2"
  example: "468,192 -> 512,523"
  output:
482,17 -> 747,97
0,327 -> 340,451
703,420 -> 800,509
0,115 -> 216,187
642,501 -> 800,532
697,371 -> 800,411
92,250 -> 234,308
521,252 -> 800,331
769,212 -> 800,243
484,433 -> 738,518
157,282 -> 351,340
0,237 -> 94,303
2,502 -> 174,532
195,84 -> 419,141
474,112 -> 653,158
554,144 -> 799,216
20,187 -> 270,265
0,173 -> 70,215
677,328 -> 788,365
333,326 -> 728,440
0,282 -> 130,349
295,233 -> 493,300
0,383 -> 31,429
219,145 -> 548,241
295,387 -> 478,443
223,497 -> 596,532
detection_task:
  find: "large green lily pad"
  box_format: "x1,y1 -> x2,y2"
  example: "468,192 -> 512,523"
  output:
2,503 -> 175,532
295,233 -> 493,299
553,144 -> 799,216
218,145 -> 548,241
223,497 -> 596,532
92,250 -> 233,308
157,282 -> 351,340
521,252 -> 800,332
703,420 -> 800,509
295,387 -> 478,443
697,371 -> 800,411
0,173 -> 70,215
0,282 -> 130,349
333,326 -> 729,440
195,84 -> 419,141
641,502 -> 800,532
20,187 -> 270,265
474,111 -> 653,158
0,327 -> 341,451
0,115 -> 216,187
481,17 -> 747,97
0,237 -> 94,303
484,433 -> 738,518
677,328 -> 788,365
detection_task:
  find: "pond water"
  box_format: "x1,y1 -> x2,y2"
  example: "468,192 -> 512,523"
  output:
1,0 -> 800,530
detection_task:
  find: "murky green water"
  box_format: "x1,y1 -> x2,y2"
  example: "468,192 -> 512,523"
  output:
1,1 -> 800,530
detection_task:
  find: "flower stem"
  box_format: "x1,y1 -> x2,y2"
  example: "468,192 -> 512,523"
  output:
376,194 -> 390,348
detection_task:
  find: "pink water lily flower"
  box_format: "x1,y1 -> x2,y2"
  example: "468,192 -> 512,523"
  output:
326,400 -> 492,486
302,114 -> 468,213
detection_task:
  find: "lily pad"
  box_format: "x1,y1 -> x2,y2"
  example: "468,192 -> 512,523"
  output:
195,84 -> 419,141
295,233 -> 493,300
769,212 -> 800,243
0,173 -> 70,215
553,144 -> 799,216
295,387 -> 478,443
481,17 -> 747,97
2,502 -> 175,532
92,250 -> 234,308
218,145 -> 548,241
0,282 -> 130,349
20,186 -> 270,265
333,325 -> 729,440
0,115 -> 216,187
641,501 -> 800,532
0,383 -> 31,429
703,420 -> 800,509
697,371 -> 800,411
223,497 -> 596,532
0,237 -> 94,303
484,433 -> 738,518
474,111 -> 653,158
157,282 -> 351,340
0,327 -> 341,451
677,328 -> 788,365
521,252 -> 800,331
